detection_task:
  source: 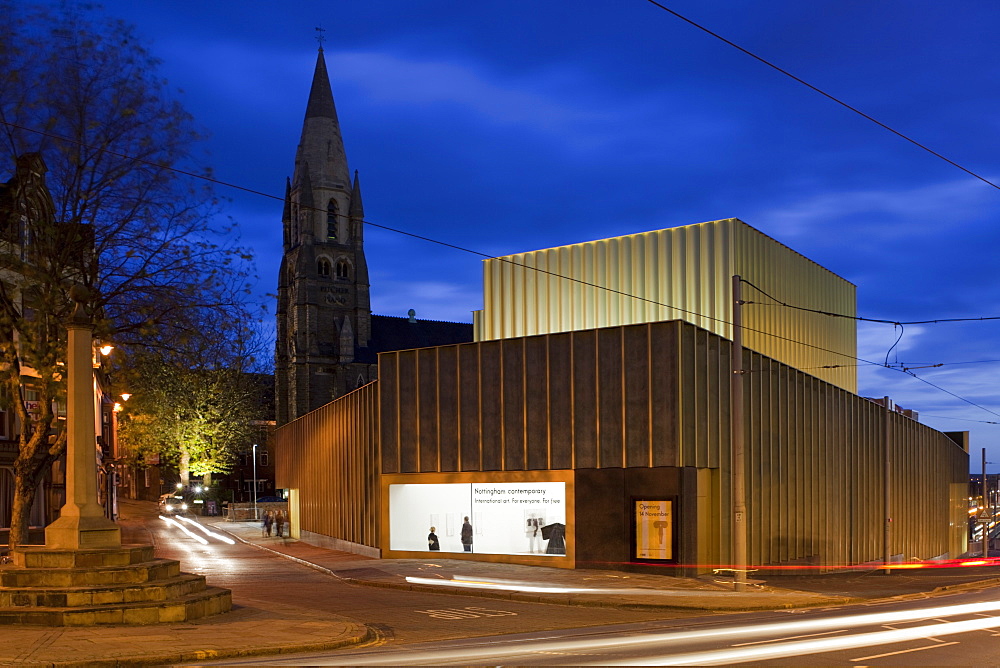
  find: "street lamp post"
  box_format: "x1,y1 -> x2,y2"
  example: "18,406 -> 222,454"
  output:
252,444 -> 258,521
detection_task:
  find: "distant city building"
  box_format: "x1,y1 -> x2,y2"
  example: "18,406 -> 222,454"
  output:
275,49 -> 472,425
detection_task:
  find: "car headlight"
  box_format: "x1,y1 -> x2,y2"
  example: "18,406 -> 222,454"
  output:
165,504 -> 173,511
180,503 -> 188,510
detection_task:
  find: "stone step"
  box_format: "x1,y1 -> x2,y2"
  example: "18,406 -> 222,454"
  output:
12,544 -> 155,569
0,558 -> 181,588
0,573 -> 207,608
0,586 -> 232,626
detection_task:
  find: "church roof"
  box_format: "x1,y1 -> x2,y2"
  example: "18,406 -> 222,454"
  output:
356,315 -> 475,363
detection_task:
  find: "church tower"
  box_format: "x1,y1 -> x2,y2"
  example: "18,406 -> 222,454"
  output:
276,48 -> 373,425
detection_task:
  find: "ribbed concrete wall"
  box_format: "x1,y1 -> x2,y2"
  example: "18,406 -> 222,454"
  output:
379,320 -> 967,567
277,319 -> 967,567
476,218 -> 857,392
274,382 -> 380,549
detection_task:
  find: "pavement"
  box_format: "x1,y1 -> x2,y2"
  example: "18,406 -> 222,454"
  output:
3,505 -> 1000,667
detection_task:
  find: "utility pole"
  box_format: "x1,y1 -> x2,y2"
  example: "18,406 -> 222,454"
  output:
252,443 -> 259,521
983,449 -> 989,558
883,397 -> 892,574
731,275 -> 748,592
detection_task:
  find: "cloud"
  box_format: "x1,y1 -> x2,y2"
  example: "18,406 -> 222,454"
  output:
332,51 -> 599,129
754,177 -> 999,243
370,278 -> 479,323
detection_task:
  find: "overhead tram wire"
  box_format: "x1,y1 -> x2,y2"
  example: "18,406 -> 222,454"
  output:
4,119 -> 998,422
738,278 -> 1000,420
642,1 -> 1000,193
920,414 -> 1000,426
740,278 -> 1000,326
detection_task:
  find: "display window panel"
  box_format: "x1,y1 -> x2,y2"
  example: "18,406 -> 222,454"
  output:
389,483 -> 470,553
389,482 -> 567,557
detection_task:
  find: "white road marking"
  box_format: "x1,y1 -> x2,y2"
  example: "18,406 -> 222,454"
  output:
851,640 -> 959,661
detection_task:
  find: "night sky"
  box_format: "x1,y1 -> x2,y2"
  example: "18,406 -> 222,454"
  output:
33,1 -> 1000,469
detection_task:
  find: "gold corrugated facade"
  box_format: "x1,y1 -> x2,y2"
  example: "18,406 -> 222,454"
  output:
274,382 -> 380,549
475,218 -> 858,392
276,322 -> 966,568
376,320 -> 967,567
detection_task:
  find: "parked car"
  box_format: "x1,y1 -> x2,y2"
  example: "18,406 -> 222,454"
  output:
158,493 -> 189,515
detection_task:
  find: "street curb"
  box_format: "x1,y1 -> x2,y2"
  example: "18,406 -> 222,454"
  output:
342,577 -> 861,612
932,576 -> 1000,594
45,623 -> 375,668
210,521 -> 347,581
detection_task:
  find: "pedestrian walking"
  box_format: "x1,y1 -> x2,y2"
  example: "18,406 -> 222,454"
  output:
263,510 -> 273,537
461,516 -> 473,552
275,510 -> 285,538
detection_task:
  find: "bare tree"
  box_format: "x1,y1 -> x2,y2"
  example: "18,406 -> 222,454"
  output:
0,2 -> 258,547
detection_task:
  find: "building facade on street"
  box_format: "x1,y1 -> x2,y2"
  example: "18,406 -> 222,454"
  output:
276,223 -> 969,573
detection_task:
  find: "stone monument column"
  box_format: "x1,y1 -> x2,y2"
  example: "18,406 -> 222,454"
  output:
43,286 -> 121,549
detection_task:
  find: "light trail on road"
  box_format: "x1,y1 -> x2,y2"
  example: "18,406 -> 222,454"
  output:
314,597 -> 1000,666
620,614 -> 1000,665
406,574 -> 738,596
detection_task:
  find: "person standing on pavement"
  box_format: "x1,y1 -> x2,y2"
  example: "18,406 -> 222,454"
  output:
461,516 -> 473,552
428,526 -> 440,551
263,510 -> 273,537
275,510 -> 285,538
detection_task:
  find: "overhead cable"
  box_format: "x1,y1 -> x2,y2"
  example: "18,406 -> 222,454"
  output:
642,0 -> 1000,192
3,119 -> 996,420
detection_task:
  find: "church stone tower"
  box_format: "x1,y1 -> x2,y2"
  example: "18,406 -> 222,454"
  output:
276,48 -> 373,425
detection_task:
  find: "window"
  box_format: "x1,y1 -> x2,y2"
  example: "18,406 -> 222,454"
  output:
327,200 -> 338,239
317,258 -> 331,277
259,450 -> 269,467
335,258 -> 351,279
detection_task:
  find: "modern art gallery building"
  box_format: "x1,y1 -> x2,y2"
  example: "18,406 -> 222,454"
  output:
276,219 -> 969,573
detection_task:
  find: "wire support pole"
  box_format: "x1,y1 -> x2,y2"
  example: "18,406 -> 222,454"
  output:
731,275 -> 748,592
984,449 -> 989,559
883,397 -> 892,575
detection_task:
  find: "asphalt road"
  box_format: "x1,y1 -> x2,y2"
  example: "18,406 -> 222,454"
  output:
122,502 -> 693,649
206,586 -> 1000,665
122,504 -> 1000,666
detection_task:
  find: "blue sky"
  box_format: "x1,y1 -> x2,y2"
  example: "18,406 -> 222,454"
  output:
57,1 -> 1000,468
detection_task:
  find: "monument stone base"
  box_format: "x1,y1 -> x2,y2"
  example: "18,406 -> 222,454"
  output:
0,544 -> 232,625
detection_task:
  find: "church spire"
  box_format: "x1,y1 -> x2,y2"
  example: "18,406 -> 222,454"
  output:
293,48 -> 350,190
